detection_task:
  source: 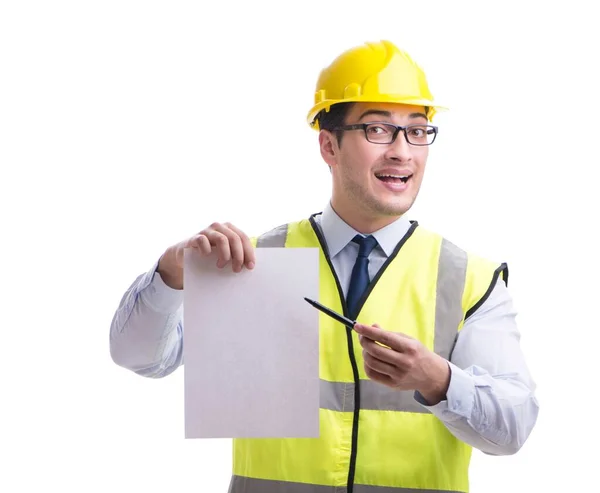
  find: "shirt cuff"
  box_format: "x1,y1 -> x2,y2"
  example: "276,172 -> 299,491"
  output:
138,260 -> 184,314
414,362 -> 475,422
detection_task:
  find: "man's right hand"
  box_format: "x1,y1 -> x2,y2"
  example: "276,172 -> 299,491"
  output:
156,222 -> 255,290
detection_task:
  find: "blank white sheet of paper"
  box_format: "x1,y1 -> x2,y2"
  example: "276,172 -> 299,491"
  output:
183,246 -> 320,439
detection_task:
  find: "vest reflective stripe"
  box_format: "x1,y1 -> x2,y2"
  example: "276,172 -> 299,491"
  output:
229,475 -> 463,493
435,239 -> 468,360
320,379 -> 428,413
256,223 -> 288,247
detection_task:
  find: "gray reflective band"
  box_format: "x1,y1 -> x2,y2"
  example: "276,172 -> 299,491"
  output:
320,379 -> 429,414
229,476 -> 463,493
355,487 -> 463,493
229,476 -> 338,493
256,224 -> 288,248
434,239 -> 467,360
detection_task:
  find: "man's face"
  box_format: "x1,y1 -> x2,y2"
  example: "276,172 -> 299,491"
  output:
321,102 -> 431,225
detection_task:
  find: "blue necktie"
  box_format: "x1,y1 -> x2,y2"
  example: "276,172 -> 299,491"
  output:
346,234 -> 378,321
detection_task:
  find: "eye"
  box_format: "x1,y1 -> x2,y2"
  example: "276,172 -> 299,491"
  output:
366,124 -> 392,135
408,126 -> 426,138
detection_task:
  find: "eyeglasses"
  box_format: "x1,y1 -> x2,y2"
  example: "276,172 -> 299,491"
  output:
334,122 -> 438,146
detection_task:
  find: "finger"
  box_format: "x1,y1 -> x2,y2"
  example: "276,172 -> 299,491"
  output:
353,323 -> 386,341
213,223 -> 251,272
360,337 -> 402,366
363,350 -> 398,377
356,330 -> 399,351
197,234 -> 212,255
363,336 -> 414,371
355,323 -> 410,351
223,222 -> 255,270
364,363 -> 396,387
173,240 -> 195,268
203,229 -> 231,268
187,234 -> 212,256
212,224 -> 244,272
225,223 -> 254,270
213,223 -> 244,272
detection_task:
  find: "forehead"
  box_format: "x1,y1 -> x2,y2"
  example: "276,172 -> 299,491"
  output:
347,102 -> 428,122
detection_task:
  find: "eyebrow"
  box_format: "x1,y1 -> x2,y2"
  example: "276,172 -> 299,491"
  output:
358,110 -> 428,121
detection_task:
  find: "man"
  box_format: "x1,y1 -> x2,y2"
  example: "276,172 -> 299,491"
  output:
110,40 -> 539,492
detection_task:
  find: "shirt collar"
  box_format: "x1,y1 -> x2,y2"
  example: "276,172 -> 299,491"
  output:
319,202 -> 413,258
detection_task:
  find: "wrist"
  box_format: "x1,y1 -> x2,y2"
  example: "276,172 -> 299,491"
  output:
418,356 -> 451,405
157,248 -> 183,290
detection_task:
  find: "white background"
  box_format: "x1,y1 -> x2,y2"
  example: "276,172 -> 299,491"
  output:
1,1 -> 598,491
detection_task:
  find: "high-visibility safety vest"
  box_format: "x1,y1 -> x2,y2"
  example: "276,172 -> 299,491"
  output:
230,214 -> 507,493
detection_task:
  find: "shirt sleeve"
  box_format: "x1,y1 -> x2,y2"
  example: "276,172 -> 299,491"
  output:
414,278 -> 540,455
109,261 -> 184,378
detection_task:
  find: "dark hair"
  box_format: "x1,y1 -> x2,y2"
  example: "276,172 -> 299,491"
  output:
314,102 -> 355,146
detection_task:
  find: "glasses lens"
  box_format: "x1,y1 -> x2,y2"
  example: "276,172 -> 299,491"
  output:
365,123 -> 397,143
406,125 -> 436,145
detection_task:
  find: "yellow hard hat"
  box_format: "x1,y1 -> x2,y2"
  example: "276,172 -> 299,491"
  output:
307,40 -> 446,129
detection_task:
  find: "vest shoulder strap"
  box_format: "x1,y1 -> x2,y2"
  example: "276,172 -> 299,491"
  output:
252,223 -> 289,248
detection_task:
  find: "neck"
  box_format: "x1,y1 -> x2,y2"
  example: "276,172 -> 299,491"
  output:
329,199 -> 401,234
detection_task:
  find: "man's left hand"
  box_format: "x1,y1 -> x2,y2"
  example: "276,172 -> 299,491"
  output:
353,323 -> 451,405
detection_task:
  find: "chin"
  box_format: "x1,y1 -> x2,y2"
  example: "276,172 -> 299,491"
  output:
373,199 -> 414,217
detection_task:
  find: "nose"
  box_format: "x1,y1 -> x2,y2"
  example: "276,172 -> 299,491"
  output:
384,131 -> 413,162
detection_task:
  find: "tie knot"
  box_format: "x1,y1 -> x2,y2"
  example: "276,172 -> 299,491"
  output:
352,234 -> 378,258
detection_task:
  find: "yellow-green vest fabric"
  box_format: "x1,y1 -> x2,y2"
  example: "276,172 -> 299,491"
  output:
230,215 -> 507,493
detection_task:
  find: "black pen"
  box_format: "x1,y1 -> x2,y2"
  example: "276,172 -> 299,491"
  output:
304,297 -> 356,329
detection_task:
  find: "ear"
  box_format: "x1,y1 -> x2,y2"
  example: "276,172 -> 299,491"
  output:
319,130 -> 338,168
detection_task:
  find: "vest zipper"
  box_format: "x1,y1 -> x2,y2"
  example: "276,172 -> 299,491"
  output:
309,215 -> 361,493
308,214 -> 418,492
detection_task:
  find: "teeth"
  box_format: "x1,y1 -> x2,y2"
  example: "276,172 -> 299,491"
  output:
376,174 -> 410,183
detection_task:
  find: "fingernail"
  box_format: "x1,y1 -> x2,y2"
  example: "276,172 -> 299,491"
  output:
247,261 -> 255,269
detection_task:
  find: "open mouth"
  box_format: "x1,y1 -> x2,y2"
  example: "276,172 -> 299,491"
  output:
375,173 -> 412,184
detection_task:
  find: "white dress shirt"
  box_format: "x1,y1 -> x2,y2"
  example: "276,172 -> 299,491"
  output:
109,203 -> 539,456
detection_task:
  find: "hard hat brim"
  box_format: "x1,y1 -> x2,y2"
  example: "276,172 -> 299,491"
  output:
307,96 -> 448,129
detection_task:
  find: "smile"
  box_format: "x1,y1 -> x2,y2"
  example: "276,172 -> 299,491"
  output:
374,173 -> 412,184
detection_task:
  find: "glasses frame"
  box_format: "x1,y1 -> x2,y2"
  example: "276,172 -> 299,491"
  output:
334,121 -> 438,146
